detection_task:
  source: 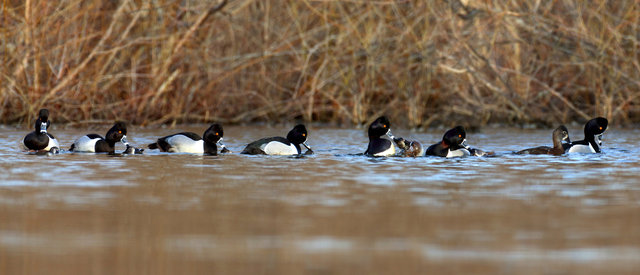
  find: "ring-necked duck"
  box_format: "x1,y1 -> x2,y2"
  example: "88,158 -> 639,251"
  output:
469,148 -> 493,156
69,122 -> 129,153
22,109 -> 60,153
364,116 -> 396,157
394,137 -> 424,157
516,125 -> 570,155
563,117 -> 608,153
241,124 -> 312,155
123,144 -> 145,154
148,123 -> 227,155
425,126 -> 470,158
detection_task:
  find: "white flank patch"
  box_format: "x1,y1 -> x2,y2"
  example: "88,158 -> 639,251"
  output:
44,137 -> 60,151
373,144 -> 396,157
567,143 -> 595,153
72,136 -> 100,152
262,141 -> 299,155
166,135 -> 204,153
446,148 -> 470,158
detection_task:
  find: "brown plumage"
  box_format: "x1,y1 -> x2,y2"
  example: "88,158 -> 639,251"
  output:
394,137 -> 424,157
516,125 -> 570,156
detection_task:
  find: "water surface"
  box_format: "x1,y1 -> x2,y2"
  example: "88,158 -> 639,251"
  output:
1,125 -> 639,274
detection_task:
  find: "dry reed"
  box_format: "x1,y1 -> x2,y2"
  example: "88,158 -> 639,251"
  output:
1,0 -> 638,128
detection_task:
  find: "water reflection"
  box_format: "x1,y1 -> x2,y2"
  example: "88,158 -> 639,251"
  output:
1,126 -> 639,274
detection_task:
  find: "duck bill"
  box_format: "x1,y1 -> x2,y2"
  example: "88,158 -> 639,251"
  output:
217,138 -> 227,149
39,122 -> 48,133
386,130 -> 395,140
121,135 -> 129,146
595,134 -> 603,146
461,139 -> 470,150
302,141 -> 312,151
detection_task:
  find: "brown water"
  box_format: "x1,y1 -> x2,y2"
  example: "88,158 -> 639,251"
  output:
1,125 -> 639,274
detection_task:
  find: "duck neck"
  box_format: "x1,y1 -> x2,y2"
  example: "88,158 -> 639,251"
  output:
106,140 -> 117,151
552,136 -> 563,152
203,141 -> 218,155
294,143 -> 302,154
588,135 -> 601,153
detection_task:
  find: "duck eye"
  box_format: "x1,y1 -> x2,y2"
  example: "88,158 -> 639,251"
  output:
118,131 -> 122,134
599,126 -> 602,130
215,132 -> 219,136
302,133 -> 306,137
383,124 -> 387,128
458,134 -> 462,138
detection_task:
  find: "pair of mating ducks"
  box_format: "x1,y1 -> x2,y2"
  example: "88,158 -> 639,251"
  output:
364,116 -> 486,157
364,116 -> 609,157
515,117 -> 608,155
22,109 -> 311,155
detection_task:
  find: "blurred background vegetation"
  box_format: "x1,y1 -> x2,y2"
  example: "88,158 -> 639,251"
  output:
1,0 -> 638,128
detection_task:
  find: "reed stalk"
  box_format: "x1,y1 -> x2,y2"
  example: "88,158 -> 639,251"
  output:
0,0 -> 638,127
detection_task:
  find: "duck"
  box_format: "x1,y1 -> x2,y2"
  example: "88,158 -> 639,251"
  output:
364,116 -> 397,157
563,117 -> 608,153
22,109 -> 60,153
69,122 -> 129,153
123,144 -> 145,155
393,137 -> 424,157
425,126 -> 470,158
469,148 -> 493,157
148,123 -> 227,155
241,124 -> 312,155
516,125 -> 570,155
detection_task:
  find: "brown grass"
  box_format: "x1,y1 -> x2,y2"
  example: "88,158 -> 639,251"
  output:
1,0 -> 638,127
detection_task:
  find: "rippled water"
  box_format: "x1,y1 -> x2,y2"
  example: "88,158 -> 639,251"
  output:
1,125 -> 639,274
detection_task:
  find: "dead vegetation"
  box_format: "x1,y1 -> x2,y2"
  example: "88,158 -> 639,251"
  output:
1,0 -> 638,127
